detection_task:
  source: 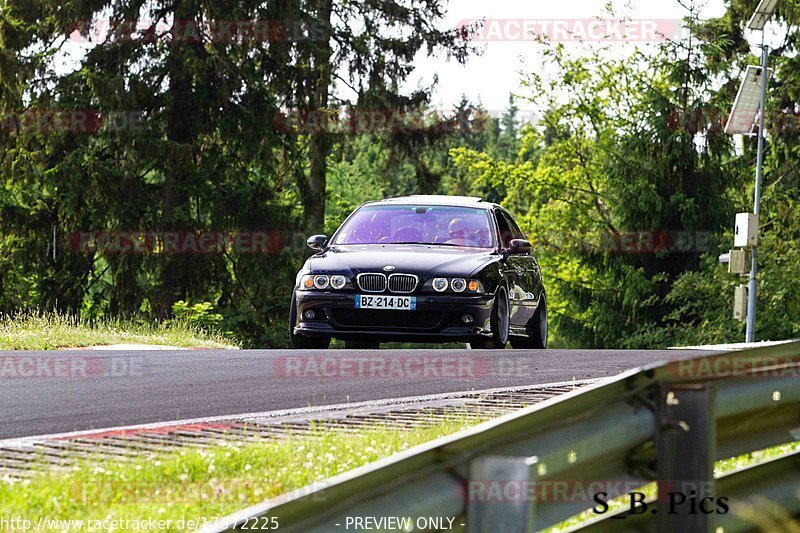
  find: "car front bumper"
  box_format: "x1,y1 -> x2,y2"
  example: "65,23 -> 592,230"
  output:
293,291 -> 496,342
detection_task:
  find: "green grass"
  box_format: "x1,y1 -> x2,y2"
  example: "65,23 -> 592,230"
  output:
0,416 -> 485,528
0,312 -> 238,350
714,441 -> 800,474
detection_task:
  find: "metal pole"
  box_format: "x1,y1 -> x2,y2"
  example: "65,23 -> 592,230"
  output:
468,455 -> 538,532
656,383 -> 716,533
746,44 -> 769,343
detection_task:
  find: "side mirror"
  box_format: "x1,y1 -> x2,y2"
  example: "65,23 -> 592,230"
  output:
508,239 -> 532,255
306,234 -> 328,251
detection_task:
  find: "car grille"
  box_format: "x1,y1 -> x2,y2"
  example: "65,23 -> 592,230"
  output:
357,273 -> 387,292
388,274 -> 418,294
357,273 -> 418,293
331,309 -> 442,329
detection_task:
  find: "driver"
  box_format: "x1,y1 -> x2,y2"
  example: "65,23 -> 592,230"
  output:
446,217 -> 471,245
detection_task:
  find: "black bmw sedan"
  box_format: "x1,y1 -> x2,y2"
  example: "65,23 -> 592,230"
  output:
290,195 -> 547,349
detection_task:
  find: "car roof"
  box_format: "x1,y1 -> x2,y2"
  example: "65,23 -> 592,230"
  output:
367,195 -> 496,210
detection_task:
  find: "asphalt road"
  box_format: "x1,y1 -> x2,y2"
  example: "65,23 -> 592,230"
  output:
0,348 -> 708,439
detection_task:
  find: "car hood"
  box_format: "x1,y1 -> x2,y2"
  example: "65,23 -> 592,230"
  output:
304,244 -> 498,278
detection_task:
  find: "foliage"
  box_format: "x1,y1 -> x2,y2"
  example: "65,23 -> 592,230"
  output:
451,3 -> 799,348
0,0 -> 472,347
170,300 -> 223,330
0,310 -> 237,349
2,1 -> 799,348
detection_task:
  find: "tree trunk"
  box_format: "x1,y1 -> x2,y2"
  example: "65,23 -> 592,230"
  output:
158,0 -> 201,319
304,0 -> 333,232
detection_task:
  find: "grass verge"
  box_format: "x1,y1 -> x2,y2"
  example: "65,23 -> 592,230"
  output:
0,312 -> 237,350
0,415 -> 485,528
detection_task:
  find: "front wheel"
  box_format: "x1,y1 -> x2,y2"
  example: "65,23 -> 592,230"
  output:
469,286 -> 509,349
289,292 -> 330,349
510,294 -> 547,349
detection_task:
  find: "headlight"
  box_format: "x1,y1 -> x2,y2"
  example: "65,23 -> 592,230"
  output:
432,278 -> 448,292
428,277 -> 482,293
300,274 -> 348,290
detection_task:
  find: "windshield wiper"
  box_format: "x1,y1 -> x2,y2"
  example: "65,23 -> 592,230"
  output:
391,242 -> 470,247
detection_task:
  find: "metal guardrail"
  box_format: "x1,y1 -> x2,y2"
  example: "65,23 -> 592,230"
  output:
203,342 -> 800,532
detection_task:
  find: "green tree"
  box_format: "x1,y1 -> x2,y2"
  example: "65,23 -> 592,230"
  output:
0,0 -> 474,347
453,11 -> 750,348
287,0 -> 474,229
494,94 -> 521,162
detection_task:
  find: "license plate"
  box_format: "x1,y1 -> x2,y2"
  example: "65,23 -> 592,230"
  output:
355,294 -> 416,310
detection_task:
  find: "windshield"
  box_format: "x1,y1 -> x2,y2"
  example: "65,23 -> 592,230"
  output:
333,205 -> 495,248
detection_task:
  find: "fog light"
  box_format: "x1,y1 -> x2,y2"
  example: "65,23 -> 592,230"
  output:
461,313 -> 474,324
303,309 -> 316,320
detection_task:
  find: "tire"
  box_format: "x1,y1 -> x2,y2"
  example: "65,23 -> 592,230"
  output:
510,293 -> 547,349
289,292 -> 330,349
344,340 -> 380,349
469,286 -> 510,349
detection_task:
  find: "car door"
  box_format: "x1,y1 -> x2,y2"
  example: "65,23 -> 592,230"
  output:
498,210 -> 541,329
492,209 -> 526,329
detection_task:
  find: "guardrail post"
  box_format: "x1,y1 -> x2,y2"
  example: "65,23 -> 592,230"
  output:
656,383 -> 716,533
467,455 -> 538,533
